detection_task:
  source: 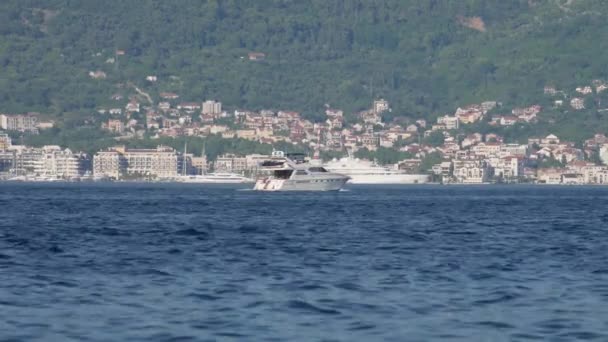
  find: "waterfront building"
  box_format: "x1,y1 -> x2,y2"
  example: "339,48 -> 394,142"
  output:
123,146 -> 178,178
214,154 -> 248,173
537,168 -> 565,184
93,146 -> 179,179
11,146 -> 45,174
599,145 -> 608,165
35,146 -> 83,179
453,160 -> 490,183
582,166 -> 608,184
0,150 -> 15,173
562,173 -> 585,185
432,161 -> 453,180
191,156 -> 208,175
93,150 -> 123,179
491,156 -> 525,180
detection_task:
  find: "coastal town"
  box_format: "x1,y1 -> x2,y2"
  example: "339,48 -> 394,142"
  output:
2,73 -> 608,185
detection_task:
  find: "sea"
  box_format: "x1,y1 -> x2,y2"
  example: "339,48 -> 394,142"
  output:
1,183 -> 608,341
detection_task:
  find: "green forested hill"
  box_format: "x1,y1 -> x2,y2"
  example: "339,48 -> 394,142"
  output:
1,0 -> 608,122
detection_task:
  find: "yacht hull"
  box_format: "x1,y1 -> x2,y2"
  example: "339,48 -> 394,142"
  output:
175,174 -> 254,184
254,177 -> 348,191
179,178 -> 253,184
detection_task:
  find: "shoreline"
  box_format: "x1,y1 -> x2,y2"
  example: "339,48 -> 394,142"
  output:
0,179 -> 605,186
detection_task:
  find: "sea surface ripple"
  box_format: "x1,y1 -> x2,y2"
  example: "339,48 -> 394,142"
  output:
1,183 -> 608,341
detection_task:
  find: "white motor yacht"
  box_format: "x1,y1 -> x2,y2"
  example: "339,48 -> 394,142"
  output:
254,151 -> 349,191
324,156 -> 430,184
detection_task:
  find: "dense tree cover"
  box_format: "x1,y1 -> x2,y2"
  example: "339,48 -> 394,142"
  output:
23,127 -> 117,155
423,131 -> 445,147
2,0 -> 608,123
419,152 -> 444,172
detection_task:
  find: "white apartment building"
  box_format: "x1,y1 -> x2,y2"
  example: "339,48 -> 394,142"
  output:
490,156 -> 524,179
124,146 -> 178,178
93,150 -> 122,179
9,146 -> 44,174
93,146 -> 179,178
600,145 -> 608,165
471,142 -> 502,157
214,154 -> 248,173
582,166 -> 608,184
0,114 -> 38,132
453,160 -> 489,183
373,99 -> 390,114
437,115 -> 460,130
432,161 -> 453,179
202,100 -> 222,115
34,146 -> 82,179
500,144 -> 528,157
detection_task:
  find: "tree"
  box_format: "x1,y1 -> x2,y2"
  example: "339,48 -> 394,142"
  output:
419,152 -> 443,172
423,131 -> 445,147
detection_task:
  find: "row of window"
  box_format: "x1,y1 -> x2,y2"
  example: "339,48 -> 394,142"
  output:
295,179 -> 341,183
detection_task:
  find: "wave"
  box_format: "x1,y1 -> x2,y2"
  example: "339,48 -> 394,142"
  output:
286,300 -> 341,315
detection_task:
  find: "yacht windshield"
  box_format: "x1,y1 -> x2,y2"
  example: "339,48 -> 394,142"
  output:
273,170 -> 293,179
308,167 -> 328,173
286,153 -> 306,164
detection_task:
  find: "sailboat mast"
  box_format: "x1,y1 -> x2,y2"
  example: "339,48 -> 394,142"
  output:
183,141 -> 188,176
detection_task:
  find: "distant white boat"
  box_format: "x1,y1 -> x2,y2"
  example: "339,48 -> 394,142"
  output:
32,176 -> 62,182
324,156 -> 430,184
175,173 -> 254,184
6,175 -> 27,182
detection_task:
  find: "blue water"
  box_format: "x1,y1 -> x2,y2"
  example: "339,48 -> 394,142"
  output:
1,183 -> 608,341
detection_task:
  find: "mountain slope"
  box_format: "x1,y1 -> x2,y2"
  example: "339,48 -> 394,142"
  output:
1,0 -> 608,122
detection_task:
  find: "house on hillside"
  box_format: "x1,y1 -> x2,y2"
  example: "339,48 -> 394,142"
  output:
540,134 -> 560,146
125,101 -> 140,113
544,85 -> 557,95
89,70 -> 107,79
570,98 -> 585,110
177,102 -> 201,112
248,52 -> 266,61
160,92 -> 179,100
576,86 -> 593,95
499,116 -> 518,126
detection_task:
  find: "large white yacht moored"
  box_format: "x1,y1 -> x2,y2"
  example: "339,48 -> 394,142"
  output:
323,156 -> 430,184
254,151 -> 349,191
